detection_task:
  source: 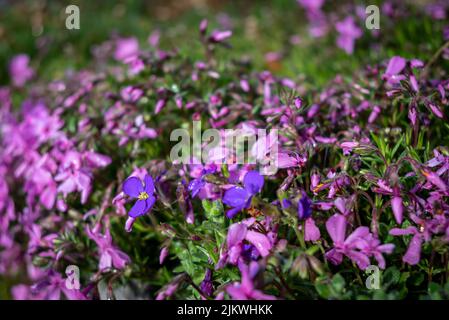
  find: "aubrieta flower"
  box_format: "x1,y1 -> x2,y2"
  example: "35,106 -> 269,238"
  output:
223,170 -> 264,218
122,174 -> 156,232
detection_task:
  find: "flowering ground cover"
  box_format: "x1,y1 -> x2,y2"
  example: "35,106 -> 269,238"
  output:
1,0 -> 449,300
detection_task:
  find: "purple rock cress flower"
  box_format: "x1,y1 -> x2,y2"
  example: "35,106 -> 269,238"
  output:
122,174 -> 156,232
223,170 -> 264,218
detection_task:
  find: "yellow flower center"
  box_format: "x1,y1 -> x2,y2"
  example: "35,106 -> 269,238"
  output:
138,191 -> 149,200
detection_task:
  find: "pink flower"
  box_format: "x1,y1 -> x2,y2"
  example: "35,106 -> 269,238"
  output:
325,214 -> 371,269
335,17 -> 362,54
9,54 -> 34,87
86,225 -> 130,271
226,261 -> 276,300
114,37 -> 139,62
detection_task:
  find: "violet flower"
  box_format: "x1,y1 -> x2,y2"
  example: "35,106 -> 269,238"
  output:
223,170 -> 264,218
297,192 -> 312,220
122,174 -> 156,232
200,269 -> 214,297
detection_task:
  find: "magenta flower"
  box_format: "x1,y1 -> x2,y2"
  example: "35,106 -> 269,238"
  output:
9,54 -> 34,87
226,261 -> 276,300
304,218 -> 321,242
383,56 -> 406,84
389,214 -> 445,265
356,234 -> 395,269
223,171 -> 264,218
86,225 -> 130,271
389,226 -> 423,265
218,220 -> 273,267
123,174 -> 156,218
325,214 -> 370,269
391,195 -> 404,225
335,16 -> 362,54
209,30 -> 232,43
114,37 -> 139,62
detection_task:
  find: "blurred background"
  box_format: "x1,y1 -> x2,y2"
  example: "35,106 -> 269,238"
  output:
0,0 -> 447,87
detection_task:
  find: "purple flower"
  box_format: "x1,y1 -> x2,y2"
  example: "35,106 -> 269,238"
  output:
30,271 -> 86,300
356,234 -> 394,269
325,214 -> 370,270
389,213 -> 444,265
114,37 -> 139,62
9,54 -> 34,87
200,269 -> 214,297
86,225 -> 130,271
389,226 -> 422,265
209,30 -> 232,43
159,247 -> 169,265
223,171 -> 264,218
391,196 -> 403,224
199,19 -> 208,34
219,220 -> 273,267
383,56 -> 406,84
335,16 -> 362,54
297,192 -> 312,220
304,217 -> 321,241
340,141 -> 359,155
122,174 -> 156,229
120,86 -> 144,103
226,261 -> 276,300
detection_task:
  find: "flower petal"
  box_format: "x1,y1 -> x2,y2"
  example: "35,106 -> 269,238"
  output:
123,177 -> 143,198
144,175 -> 155,195
326,214 -> 347,244
128,199 -> 147,218
226,206 -> 245,219
391,196 -> 403,224
223,187 -> 249,208
403,234 -> 422,265
245,231 -> 272,257
227,223 -> 248,247
145,195 -> 156,213
243,171 -> 264,195
304,218 -> 321,241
